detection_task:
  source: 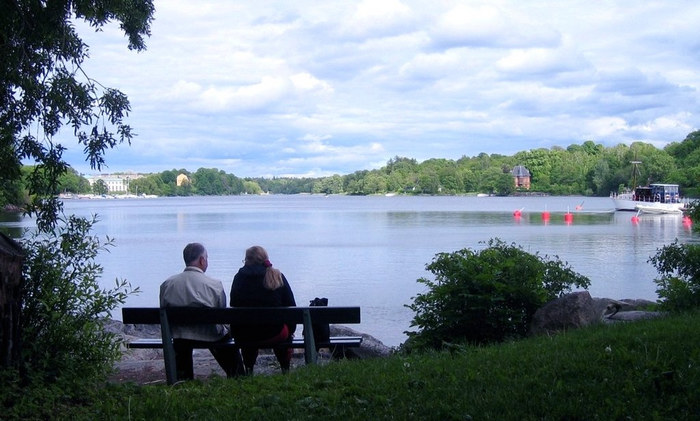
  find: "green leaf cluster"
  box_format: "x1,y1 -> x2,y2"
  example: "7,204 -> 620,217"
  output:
649,239 -> 700,311
1,214 -> 138,415
1,0 -> 153,229
403,238 -> 591,352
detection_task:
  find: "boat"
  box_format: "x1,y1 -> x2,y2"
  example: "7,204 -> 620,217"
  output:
609,160 -> 686,212
611,183 -> 686,212
634,202 -> 684,214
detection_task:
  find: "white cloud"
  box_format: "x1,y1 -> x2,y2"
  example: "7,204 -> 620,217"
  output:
339,0 -> 416,40
430,3 -> 560,49
64,0 -> 700,177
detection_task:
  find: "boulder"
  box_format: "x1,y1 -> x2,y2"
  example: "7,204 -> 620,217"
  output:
604,310 -> 666,322
592,297 -> 657,319
329,325 -> 392,359
529,291 -> 598,336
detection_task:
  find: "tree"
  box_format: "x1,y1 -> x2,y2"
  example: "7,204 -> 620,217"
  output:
129,173 -> 163,196
666,131 -> 700,197
0,0 -> 154,402
1,0 -> 154,231
92,178 -> 108,195
404,239 -> 591,352
243,180 -> 262,194
58,168 -> 90,193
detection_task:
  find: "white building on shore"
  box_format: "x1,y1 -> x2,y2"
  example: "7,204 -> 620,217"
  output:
84,173 -> 143,193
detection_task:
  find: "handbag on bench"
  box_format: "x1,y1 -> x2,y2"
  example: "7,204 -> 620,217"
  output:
303,297 -> 330,345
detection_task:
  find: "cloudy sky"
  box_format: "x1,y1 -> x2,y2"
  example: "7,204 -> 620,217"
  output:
65,0 -> 699,178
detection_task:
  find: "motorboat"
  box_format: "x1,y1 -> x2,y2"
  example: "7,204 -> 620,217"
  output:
610,161 -> 686,212
611,183 -> 686,212
634,202 -> 684,214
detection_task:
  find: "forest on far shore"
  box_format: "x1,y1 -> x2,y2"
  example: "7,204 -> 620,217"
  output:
4,131 -> 700,205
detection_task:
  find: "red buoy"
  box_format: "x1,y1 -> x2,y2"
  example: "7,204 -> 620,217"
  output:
631,210 -> 641,224
564,212 -> 573,224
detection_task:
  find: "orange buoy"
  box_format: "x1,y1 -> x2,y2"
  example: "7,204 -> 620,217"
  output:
564,212 -> 573,224
541,211 -> 550,221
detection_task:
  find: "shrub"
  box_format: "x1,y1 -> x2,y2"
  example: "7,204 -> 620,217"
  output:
403,238 -> 590,352
12,214 -> 137,399
649,240 -> 700,311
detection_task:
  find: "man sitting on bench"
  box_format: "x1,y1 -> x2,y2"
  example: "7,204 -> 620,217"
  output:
160,242 -> 244,380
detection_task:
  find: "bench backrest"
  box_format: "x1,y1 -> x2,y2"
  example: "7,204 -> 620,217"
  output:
122,306 -> 361,326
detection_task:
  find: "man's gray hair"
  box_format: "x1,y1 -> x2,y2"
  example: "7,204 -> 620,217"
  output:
183,242 -> 206,266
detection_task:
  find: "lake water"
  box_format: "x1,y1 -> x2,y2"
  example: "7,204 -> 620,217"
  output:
1,195 -> 697,347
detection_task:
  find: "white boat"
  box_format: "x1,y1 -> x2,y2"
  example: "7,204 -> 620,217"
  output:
635,203 -> 684,214
611,183 -> 686,212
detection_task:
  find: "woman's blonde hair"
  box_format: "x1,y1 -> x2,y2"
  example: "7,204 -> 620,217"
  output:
244,245 -> 283,290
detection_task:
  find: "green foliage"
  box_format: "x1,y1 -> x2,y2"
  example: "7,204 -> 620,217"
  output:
688,200 -> 700,233
0,0 -> 154,408
192,167 -> 243,195
58,168 -> 90,193
649,240 -> 700,311
91,178 -> 108,195
1,0 -> 154,231
11,214 -> 137,402
241,134 -> 695,196
404,239 -> 591,351
666,130 -> 700,197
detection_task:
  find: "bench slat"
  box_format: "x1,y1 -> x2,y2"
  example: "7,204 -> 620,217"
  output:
125,336 -> 363,349
122,306 -> 361,325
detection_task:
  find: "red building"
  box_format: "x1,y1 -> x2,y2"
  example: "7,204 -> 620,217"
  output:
512,165 -> 531,189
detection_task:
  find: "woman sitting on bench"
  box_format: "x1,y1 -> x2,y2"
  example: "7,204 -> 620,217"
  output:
230,245 -> 297,374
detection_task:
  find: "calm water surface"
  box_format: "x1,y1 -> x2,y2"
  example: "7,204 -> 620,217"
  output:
2,195 -> 697,347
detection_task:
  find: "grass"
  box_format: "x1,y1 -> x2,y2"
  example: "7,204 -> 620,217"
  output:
33,312 -> 700,419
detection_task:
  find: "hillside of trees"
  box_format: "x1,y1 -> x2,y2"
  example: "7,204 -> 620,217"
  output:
3,132 -> 699,207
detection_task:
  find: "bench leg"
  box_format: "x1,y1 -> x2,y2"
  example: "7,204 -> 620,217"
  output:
160,308 -> 178,385
302,309 -> 317,364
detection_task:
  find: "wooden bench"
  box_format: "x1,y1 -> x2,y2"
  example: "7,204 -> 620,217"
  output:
121,306 -> 362,384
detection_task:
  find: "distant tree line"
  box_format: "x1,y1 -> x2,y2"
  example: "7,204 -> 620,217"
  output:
2,132 -> 699,207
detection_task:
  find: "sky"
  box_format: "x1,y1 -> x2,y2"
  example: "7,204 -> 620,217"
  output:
64,0 -> 700,178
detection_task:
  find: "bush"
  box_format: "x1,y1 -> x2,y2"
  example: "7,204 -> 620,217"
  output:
649,240 -> 700,312
8,214 -> 137,403
403,238 -> 590,352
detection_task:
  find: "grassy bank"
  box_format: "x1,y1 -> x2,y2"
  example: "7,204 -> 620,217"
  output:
43,312 -> 700,419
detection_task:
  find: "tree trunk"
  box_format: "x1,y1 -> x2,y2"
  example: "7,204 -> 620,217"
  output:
0,233 -> 23,369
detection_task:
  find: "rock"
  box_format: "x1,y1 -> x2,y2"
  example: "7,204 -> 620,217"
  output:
530,294 -> 666,337
592,297 -> 657,319
530,291 -> 598,336
2,204 -> 23,213
604,310 -> 666,323
329,325 -> 392,359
